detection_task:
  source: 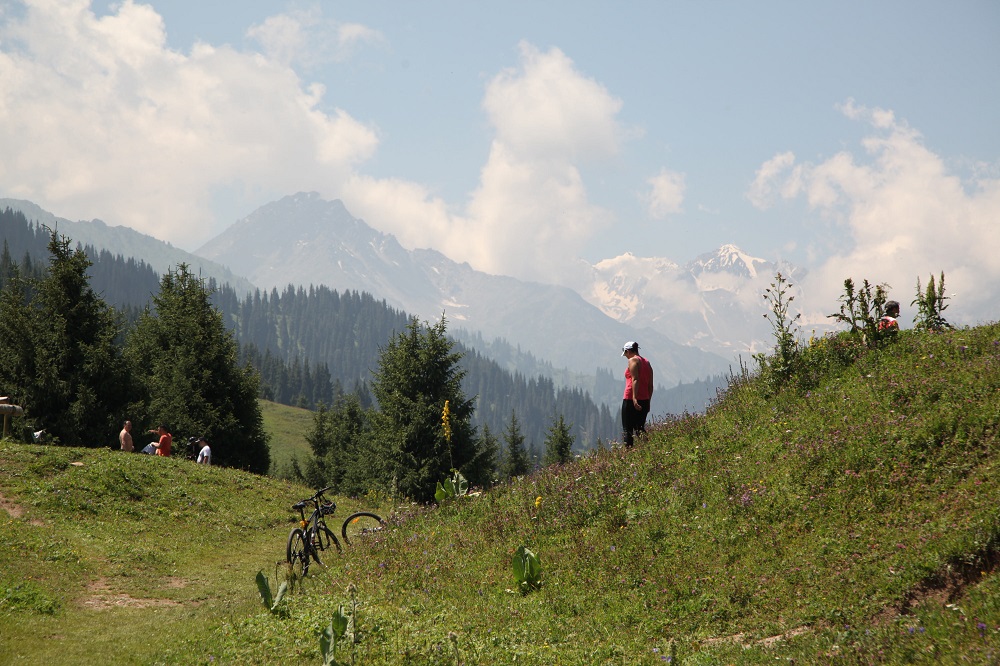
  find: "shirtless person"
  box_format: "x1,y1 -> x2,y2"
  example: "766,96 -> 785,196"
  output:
118,420 -> 134,452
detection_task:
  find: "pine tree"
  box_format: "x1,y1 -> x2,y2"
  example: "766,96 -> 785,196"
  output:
478,423 -> 500,486
0,231 -> 129,446
370,317 -> 489,502
543,414 -> 575,466
501,410 -> 530,479
304,392 -> 372,494
125,264 -> 269,472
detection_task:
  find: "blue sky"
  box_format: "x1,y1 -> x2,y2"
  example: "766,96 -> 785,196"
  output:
2,1 -> 998,318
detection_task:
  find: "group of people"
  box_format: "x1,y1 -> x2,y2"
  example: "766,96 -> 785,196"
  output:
109,303 -> 895,461
118,421 -> 211,464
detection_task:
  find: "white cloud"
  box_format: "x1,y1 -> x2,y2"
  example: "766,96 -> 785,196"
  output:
482,41 -> 623,162
752,102 -> 1000,325
747,151 -> 797,209
1,5 -> 630,287
246,7 -> 384,68
345,42 -> 625,286
460,43 -> 622,283
0,1 -> 378,246
644,168 -> 685,219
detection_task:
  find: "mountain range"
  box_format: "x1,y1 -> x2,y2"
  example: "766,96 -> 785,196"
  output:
195,193 -> 752,384
581,245 -> 803,357
3,193 -> 802,400
0,198 -> 255,296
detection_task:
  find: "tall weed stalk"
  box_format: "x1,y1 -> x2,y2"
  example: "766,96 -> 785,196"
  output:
754,272 -> 801,389
912,271 -> 953,331
827,277 -> 891,347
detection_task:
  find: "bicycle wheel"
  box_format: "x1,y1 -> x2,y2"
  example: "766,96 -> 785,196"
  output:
309,524 -> 342,566
286,528 -> 310,577
341,512 -> 385,546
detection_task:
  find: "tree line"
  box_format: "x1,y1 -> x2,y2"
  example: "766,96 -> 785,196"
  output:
1,207 -> 617,450
212,282 -> 617,448
1,211 -> 617,489
0,228 -> 269,472
298,318 -> 582,502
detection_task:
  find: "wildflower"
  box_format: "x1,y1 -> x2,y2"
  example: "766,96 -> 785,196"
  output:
441,401 -> 452,443
535,496 -> 543,508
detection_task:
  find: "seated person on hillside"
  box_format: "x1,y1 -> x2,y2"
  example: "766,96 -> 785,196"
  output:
878,300 -> 901,334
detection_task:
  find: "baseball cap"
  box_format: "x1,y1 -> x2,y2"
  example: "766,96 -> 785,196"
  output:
622,341 -> 638,356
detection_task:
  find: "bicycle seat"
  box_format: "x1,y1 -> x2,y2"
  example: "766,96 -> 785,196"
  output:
292,501 -> 306,510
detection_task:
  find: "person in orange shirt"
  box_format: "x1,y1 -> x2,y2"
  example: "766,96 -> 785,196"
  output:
147,424 -> 172,457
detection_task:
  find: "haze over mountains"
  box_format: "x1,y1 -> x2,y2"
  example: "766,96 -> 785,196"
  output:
3,193 -> 807,403
197,193 -> 798,374
0,198 -> 254,296
196,194 -> 726,384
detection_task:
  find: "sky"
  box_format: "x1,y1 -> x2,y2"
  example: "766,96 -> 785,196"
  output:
1,1 -> 999,322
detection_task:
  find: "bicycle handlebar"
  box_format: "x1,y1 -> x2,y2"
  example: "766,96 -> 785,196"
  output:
291,486 -> 336,512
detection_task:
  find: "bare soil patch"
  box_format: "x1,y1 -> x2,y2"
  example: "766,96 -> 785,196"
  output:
0,492 -> 24,518
0,492 -> 43,526
81,578 -> 189,611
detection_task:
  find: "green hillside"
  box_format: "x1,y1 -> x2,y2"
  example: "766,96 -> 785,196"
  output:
259,399 -> 314,478
2,323 -> 999,664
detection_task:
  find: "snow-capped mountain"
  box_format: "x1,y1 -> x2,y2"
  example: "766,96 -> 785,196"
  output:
195,193 -> 733,383
578,244 -> 804,357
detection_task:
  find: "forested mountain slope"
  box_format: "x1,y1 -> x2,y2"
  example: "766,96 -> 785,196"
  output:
1,207 -> 617,450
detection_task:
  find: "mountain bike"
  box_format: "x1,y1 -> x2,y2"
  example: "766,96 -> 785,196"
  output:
287,487 -> 342,577
286,487 -> 387,576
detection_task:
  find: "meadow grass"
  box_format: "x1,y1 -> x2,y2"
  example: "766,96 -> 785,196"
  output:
259,399 -> 314,478
2,323 -> 999,664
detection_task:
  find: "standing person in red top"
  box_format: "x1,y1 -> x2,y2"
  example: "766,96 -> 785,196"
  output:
147,424 -> 172,457
621,341 -> 653,448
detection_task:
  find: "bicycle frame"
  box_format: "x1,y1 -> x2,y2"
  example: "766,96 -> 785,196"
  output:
291,487 -> 339,561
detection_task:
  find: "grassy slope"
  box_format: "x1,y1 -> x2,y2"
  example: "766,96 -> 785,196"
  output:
259,399 -> 314,478
1,324 -> 999,664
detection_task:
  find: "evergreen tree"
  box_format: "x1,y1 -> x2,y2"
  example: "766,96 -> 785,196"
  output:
0,266 -> 37,439
543,414 -> 575,466
125,264 -> 269,472
304,392 -> 372,495
501,410 -> 530,479
0,231 -> 129,446
478,423 -> 500,487
370,317 -> 489,502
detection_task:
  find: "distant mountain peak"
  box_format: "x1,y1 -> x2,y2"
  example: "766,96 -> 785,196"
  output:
687,244 -> 768,279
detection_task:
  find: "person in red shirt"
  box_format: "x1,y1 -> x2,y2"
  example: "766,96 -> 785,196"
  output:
878,300 -> 901,334
147,424 -> 172,457
621,341 -> 654,448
